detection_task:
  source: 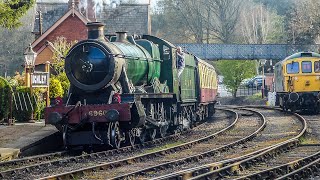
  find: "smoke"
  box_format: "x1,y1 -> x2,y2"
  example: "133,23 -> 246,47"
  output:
77,0 -> 108,18
76,0 -> 151,18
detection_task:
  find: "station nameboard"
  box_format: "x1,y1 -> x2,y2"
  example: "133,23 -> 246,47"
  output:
31,72 -> 49,87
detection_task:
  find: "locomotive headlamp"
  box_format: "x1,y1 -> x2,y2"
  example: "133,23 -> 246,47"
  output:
105,109 -> 119,122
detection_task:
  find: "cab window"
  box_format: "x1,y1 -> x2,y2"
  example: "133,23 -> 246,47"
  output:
286,62 -> 299,74
314,61 -> 320,73
302,61 -> 312,73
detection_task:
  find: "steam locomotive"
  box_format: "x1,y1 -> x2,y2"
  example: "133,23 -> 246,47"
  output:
45,22 -> 218,148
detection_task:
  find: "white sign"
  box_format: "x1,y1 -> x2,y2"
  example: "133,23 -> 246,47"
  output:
31,72 -> 49,87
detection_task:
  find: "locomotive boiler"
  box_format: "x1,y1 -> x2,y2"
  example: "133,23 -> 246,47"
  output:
45,22 -> 218,149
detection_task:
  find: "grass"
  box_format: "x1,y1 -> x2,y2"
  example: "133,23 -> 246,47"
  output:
143,141 -> 184,154
299,136 -> 320,144
245,92 -> 263,101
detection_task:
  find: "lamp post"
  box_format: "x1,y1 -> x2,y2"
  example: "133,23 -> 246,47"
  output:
260,59 -> 267,98
24,44 -> 37,121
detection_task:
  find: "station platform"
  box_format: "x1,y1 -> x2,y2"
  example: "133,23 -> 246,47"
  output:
0,121 -> 61,160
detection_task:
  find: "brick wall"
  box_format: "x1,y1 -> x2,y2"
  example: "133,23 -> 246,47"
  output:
34,15 -> 87,51
35,47 -> 53,65
97,4 -> 151,35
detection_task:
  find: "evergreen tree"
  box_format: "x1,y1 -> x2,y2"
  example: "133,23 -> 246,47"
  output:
0,0 -> 35,29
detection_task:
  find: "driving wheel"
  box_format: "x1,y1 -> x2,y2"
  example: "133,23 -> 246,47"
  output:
109,122 -> 121,149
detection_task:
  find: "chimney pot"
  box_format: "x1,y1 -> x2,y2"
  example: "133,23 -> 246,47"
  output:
116,31 -> 128,42
86,22 -> 105,40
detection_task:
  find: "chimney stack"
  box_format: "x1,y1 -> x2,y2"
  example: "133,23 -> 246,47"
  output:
86,22 -> 105,40
116,31 -> 128,42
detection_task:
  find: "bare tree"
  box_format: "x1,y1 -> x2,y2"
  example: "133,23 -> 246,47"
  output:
238,0 -> 285,44
207,0 -> 241,43
287,0 -> 320,44
155,0 -> 241,44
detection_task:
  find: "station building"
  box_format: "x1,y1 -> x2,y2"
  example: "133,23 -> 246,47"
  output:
31,0 -> 151,71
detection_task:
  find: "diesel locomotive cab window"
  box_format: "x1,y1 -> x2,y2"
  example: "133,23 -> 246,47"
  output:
315,61 -> 320,73
302,61 -> 312,73
286,62 -> 299,74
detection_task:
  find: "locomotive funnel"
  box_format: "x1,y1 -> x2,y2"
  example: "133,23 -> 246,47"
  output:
116,31 -> 128,42
87,22 -> 105,40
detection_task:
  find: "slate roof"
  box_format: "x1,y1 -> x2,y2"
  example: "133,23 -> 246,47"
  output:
33,2 -> 68,34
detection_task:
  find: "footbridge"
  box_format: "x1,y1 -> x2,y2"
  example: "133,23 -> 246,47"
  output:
176,44 -> 320,60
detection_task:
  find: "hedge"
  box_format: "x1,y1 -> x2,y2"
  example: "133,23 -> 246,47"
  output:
0,77 -> 12,121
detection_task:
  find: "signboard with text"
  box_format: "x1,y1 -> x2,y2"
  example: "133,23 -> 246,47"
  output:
31,71 -> 49,87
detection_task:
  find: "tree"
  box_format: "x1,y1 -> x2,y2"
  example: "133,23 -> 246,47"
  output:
50,37 -> 77,97
217,60 -> 256,97
239,1 -> 285,44
155,0 -> 241,43
207,0 -> 242,43
0,0 -> 35,29
286,0 -> 320,44
0,7 -> 35,76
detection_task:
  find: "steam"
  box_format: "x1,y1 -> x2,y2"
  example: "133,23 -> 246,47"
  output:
77,0 -> 108,18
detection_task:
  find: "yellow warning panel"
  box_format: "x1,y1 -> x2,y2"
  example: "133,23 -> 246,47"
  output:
0,148 -> 20,162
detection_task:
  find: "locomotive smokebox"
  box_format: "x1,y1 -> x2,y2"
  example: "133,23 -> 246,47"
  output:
87,22 -> 105,40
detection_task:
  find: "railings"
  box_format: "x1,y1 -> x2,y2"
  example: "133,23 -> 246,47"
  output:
176,44 -> 320,60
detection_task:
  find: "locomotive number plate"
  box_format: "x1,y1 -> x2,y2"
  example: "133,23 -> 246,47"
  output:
88,110 -> 107,117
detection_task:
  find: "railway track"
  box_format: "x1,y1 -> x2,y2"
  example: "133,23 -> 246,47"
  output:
153,107 -> 307,180
110,107 -> 305,180
38,108 -> 264,179
0,109 -> 235,179
232,144 -> 320,180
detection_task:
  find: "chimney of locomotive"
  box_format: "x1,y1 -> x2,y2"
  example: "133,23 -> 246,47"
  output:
116,31 -> 128,42
86,22 -> 105,40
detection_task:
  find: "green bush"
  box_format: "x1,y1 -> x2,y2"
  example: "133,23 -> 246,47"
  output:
52,72 -> 70,97
0,77 -> 12,121
49,78 -> 64,98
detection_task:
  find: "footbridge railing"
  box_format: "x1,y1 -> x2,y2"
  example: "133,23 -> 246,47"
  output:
176,44 -> 320,60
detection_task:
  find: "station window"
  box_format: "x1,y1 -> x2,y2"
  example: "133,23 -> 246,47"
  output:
314,61 -> 320,73
286,62 -> 299,74
302,61 -> 312,73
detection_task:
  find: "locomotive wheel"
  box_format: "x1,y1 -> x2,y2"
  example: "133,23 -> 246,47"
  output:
125,129 -> 135,147
110,122 -> 121,149
148,129 -> 157,141
137,128 -> 148,144
62,125 -> 68,149
157,125 -> 168,138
